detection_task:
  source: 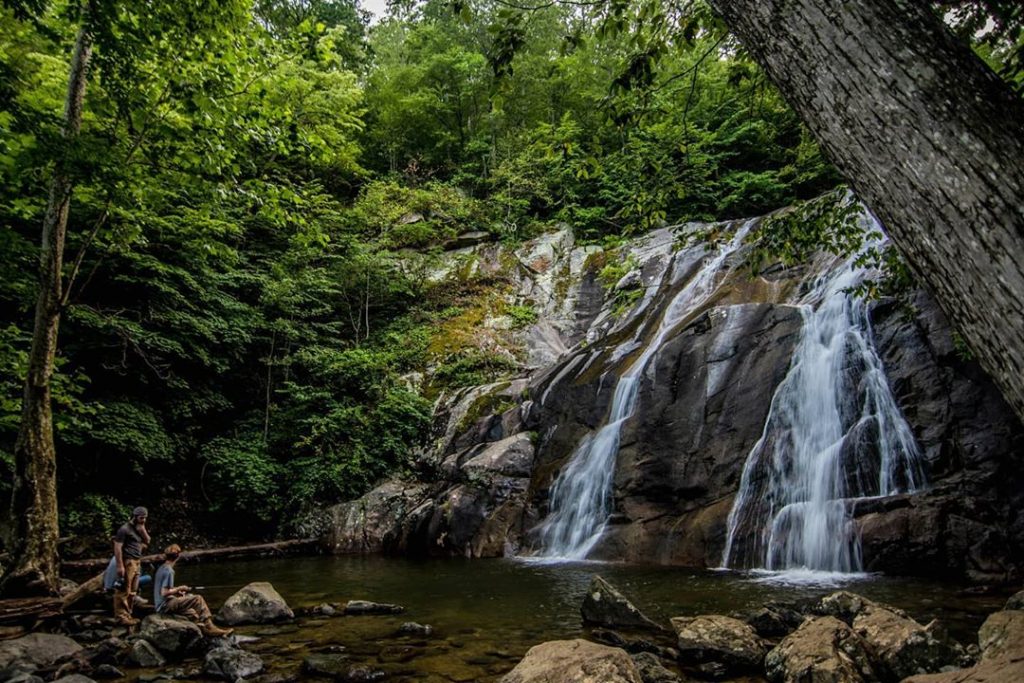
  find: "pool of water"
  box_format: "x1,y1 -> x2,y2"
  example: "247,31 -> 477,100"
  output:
157,555 -> 1001,682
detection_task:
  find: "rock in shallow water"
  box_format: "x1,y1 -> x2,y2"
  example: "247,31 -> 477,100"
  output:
670,614 -> 766,672
0,633 -> 83,670
125,639 -> 166,667
581,575 -> 664,632
764,616 -> 876,683
500,639 -> 643,683
630,652 -> 680,683
203,647 -> 264,680
140,614 -> 203,658
901,657 -> 1024,683
218,582 -> 294,625
343,600 -> 404,615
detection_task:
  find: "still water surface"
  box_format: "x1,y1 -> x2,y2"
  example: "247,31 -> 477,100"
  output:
170,555 -> 1001,682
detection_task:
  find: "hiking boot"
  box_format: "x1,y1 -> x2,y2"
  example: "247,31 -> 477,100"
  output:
200,620 -> 234,638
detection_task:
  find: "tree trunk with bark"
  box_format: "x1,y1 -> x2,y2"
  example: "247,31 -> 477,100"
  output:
708,0 -> 1024,420
0,23 -> 93,598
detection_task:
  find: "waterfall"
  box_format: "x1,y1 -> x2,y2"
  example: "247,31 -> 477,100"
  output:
536,221 -> 753,559
721,226 -> 925,573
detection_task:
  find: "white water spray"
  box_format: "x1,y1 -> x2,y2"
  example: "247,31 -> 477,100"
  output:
536,222 -> 753,559
721,226 -> 925,573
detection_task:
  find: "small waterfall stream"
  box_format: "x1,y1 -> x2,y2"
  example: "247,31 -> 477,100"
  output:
536,222 -> 753,559
721,228 -> 926,574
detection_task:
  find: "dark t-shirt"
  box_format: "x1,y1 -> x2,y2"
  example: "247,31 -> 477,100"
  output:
115,522 -> 145,559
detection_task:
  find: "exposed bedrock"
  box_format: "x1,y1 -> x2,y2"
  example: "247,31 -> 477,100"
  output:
320,218 -> 1024,581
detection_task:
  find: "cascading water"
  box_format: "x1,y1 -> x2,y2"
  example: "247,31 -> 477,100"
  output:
721,223 -> 926,574
536,221 -> 753,559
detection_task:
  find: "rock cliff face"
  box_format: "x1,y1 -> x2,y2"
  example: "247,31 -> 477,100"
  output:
321,215 -> 1024,582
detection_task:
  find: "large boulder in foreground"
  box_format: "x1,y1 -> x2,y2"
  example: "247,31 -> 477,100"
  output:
140,614 -> 203,658
0,634 -> 82,670
764,616 -> 876,683
218,582 -> 294,625
977,609 -> 1024,660
902,658 -> 1024,683
670,614 -> 766,671
816,591 -> 960,679
500,639 -> 642,683
581,575 -> 663,632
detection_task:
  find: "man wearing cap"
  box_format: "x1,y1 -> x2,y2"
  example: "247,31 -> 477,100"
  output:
153,544 -> 233,637
112,506 -> 150,625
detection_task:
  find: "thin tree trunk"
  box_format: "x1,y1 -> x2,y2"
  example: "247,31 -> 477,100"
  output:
707,0 -> 1024,420
1,22 -> 93,598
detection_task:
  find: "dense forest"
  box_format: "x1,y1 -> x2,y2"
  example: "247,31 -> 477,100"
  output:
0,0 -> 1021,572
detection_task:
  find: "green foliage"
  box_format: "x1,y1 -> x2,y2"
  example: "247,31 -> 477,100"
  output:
432,350 -> 520,390
201,431 -> 283,523
505,304 -> 538,329
352,179 -> 489,248
747,189 -> 865,272
61,494 -> 131,539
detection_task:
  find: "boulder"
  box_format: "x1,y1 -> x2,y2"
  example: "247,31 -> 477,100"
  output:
764,616 -> 876,683
203,647 -> 264,680
396,622 -> 434,637
670,615 -> 766,671
52,676 -> 95,683
218,582 -> 294,625
90,665 -> 123,679
501,639 -> 643,683
303,654 -> 351,677
125,639 -> 166,667
139,614 -> 203,657
0,634 -> 83,670
977,609 -> 1024,660
740,604 -> 805,639
343,600 -> 404,615
0,671 -> 44,683
581,576 -> 663,632
630,652 -> 681,683
1004,590 -> 1024,611
901,658 -> 1024,682
841,595 -> 960,679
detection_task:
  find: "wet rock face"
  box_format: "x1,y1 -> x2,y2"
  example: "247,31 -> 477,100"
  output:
500,639 -> 643,683
318,219 -> 1024,580
217,582 -> 294,625
670,614 -> 766,672
764,616 -> 876,683
860,292 -> 1024,581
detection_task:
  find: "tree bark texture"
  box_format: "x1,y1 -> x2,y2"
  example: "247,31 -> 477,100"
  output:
708,0 -> 1024,420
1,24 -> 93,598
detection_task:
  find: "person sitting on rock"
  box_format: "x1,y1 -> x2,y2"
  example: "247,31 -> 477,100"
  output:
153,544 -> 233,638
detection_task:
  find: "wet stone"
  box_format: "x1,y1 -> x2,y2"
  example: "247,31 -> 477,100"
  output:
396,623 -> 434,638
344,601 -> 405,616
302,653 -> 352,677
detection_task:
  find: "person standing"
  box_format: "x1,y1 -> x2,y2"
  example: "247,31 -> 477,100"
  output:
112,506 -> 150,625
153,544 -> 233,637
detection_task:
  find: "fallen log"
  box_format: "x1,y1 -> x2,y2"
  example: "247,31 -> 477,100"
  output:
61,538 -> 319,574
0,596 -> 63,630
60,572 -> 104,611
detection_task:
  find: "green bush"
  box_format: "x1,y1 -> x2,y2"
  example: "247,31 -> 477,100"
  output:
201,432 -> 283,523
62,494 -> 132,539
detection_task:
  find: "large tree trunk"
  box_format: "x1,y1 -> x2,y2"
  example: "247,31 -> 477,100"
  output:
0,24 -> 93,598
708,0 -> 1024,420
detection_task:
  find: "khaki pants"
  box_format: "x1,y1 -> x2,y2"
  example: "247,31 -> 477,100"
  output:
113,558 -> 140,622
162,593 -> 213,622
